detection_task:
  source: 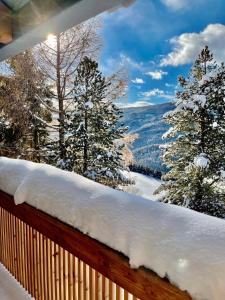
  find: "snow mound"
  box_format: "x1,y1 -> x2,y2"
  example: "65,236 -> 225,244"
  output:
85,101 -> 93,109
0,159 -> 34,195
0,264 -> 34,300
1,157 -> 225,300
194,154 -> 210,169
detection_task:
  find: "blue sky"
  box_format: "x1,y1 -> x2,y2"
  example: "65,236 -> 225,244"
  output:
99,0 -> 225,107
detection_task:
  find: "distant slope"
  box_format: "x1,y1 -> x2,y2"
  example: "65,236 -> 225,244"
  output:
121,103 -> 174,172
122,171 -> 162,201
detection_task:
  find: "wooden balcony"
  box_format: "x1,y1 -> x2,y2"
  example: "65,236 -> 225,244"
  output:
0,190 -> 191,300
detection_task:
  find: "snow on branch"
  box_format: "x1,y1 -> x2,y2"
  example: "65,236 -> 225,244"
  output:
194,153 -> 210,169
36,95 -> 60,114
31,112 -> 58,130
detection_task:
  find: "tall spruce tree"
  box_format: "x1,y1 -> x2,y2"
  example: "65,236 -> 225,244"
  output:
64,56 -> 129,188
156,46 -> 225,218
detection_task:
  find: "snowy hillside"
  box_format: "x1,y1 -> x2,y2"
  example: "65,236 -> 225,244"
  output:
122,171 -> 162,201
121,102 -> 174,172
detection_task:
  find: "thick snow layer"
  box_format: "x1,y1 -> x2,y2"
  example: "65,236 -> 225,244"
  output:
121,171 -> 162,201
0,159 -> 34,195
1,158 -> 225,300
165,94 -> 207,117
192,94 -> 207,107
162,126 -> 174,139
85,101 -> 94,109
0,264 -> 34,300
221,170 -> 225,179
194,154 -> 210,168
199,69 -> 219,86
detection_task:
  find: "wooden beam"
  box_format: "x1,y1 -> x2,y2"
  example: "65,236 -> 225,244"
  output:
0,190 -> 192,300
0,2 -> 12,44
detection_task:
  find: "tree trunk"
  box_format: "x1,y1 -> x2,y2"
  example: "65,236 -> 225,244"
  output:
83,110 -> 88,173
56,35 -> 65,160
33,128 -> 40,162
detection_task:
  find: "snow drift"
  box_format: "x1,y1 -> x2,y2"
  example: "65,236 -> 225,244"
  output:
1,157 -> 225,300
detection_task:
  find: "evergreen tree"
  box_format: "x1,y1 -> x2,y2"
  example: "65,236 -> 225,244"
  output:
156,46 -> 225,218
64,56 -> 129,188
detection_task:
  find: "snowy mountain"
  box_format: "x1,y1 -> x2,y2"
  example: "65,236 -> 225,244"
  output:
121,102 -> 174,172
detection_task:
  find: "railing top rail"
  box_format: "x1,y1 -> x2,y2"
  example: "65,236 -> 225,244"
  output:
0,190 -> 191,300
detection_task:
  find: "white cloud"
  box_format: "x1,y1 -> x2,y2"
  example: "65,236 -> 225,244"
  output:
101,53 -> 156,76
141,88 -> 164,98
119,54 -> 155,72
131,78 -> 145,84
161,0 -> 188,10
100,54 -> 143,76
160,24 -> 225,66
141,88 -> 174,100
119,101 -> 153,108
120,53 -> 144,70
146,70 -> 168,80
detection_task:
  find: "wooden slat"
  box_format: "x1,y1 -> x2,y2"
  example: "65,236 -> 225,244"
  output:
102,275 -> 106,300
63,249 -> 67,300
83,262 -> 87,300
68,253 -> 73,300
109,280 -> 113,300
0,190 -> 191,300
17,219 -> 22,289
55,243 -> 60,300
50,240 -> 55,300
116,285 -> 121,300
95,270 -> 99,300
30,226 -> 35,297
89,266 -> 93,300
78,259 -> 82,300
74,255 -> 77,300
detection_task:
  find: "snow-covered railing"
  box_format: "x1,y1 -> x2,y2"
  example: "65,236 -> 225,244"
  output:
0,190 -> 190,300
1,158 -> 225,300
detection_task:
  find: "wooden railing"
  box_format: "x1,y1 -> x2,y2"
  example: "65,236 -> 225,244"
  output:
0,190 -> 191,300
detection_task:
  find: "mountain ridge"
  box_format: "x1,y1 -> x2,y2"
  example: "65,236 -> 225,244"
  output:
121,102 -> 174,172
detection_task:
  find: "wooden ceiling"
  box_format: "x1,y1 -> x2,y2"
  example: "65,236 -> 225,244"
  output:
0,0 -> 134,61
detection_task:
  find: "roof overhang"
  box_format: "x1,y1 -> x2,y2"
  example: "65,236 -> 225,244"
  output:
0,0 -> 134,61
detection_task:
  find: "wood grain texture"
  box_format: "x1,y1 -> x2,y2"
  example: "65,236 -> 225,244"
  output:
0,190 -> 191,300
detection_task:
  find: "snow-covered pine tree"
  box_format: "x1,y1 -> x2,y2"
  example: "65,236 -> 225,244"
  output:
64,56 -> 129,188
156,46 -> 225,218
